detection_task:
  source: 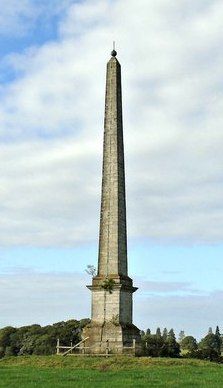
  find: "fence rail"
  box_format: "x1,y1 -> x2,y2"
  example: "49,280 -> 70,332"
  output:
56,338 -> 137,356
56,337 -> 89,356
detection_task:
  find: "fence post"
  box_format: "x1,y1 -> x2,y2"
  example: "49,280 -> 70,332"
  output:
106,340 -> 109,357
56,338 -> 60,355
82,339 -> 85,355
133,339 -> 136,356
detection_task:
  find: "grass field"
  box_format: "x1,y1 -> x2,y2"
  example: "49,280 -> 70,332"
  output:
1,356 -> 223,387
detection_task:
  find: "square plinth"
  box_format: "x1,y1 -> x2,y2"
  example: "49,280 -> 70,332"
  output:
82,321 -> 142,356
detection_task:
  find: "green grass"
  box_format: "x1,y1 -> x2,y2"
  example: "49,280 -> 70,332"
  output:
0,356 -> 223,387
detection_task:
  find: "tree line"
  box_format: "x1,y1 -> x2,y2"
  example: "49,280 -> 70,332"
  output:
0,319 -> 89,358
140,326 -> 222,361
0,320 -> 222,361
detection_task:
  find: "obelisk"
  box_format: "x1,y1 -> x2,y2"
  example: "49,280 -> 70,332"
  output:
83,48 -> 141,354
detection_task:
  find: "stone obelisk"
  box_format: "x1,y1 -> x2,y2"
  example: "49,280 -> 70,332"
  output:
83,48 -> 141,354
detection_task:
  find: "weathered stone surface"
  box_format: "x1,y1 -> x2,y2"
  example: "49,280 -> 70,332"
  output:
82,321 -> 141,355
84,52 -> 142,355
98,56 -> 127,276
87,274 -> 137,324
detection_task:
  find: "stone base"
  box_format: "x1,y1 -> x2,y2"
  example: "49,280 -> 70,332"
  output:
82,321 -> 142,356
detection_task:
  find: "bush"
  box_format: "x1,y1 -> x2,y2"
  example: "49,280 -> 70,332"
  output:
0,346 -> 5,358
185,349 -> 223,362
4,346 -> 15,357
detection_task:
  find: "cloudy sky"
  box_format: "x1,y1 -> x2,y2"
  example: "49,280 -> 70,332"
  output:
1,0 -> 223,340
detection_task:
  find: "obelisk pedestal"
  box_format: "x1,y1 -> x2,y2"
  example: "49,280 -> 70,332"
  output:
82,49 -> 141,355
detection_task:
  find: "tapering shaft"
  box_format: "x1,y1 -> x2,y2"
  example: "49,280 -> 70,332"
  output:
98,57 -> 128,276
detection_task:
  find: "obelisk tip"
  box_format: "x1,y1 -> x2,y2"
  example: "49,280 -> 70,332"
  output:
111,41 -> 117,57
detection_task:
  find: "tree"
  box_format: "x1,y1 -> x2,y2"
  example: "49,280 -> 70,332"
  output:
178,330 -> 185,343
215,326 -> 220,337
199,333 -> 221,355
0,326 -> 16,348
4,346 -> 14,357
144,334 -> 165,357
32,334 -> 55,355
143,329 -> 180,358
85,265 -> 96,277
0,346 -> 4,359
156,328 -> 161,338
208,327 -> 213,334
184,348 -> 221,362
168,329 -> 176,338
162,328 -> 168,341
146,328 -> 151,336
165,329 -> 180,357
0,326 -> 17,356
180,336 -> 197,352
0,319 -> 90,357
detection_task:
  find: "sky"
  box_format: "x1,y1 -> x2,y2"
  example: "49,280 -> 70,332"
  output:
0,0 -> 223,340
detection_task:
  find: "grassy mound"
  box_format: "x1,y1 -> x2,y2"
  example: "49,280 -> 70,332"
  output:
0,356 -> 223,387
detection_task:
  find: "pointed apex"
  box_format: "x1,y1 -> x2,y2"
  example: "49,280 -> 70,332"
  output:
111,41 -> 117,57
111,49 -> 117,57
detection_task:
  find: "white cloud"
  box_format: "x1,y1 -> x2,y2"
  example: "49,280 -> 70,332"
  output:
0,0 -> 37,36
0,139 -> 101,246
139,280 -> 195,293
0,269 -> 90,327
0,268 -> 221,339
0,0 -> 75,37
0,0 -> 223,245
135,291 -> 223,340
